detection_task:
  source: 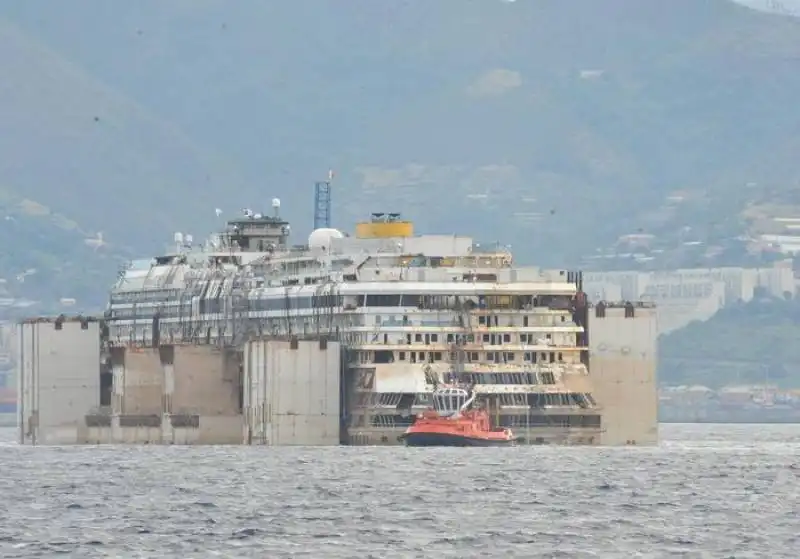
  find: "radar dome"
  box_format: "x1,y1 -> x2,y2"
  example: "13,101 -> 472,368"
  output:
308,228 -> 344,251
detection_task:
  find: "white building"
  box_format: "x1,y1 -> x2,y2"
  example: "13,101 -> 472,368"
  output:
584,263 -> 796,334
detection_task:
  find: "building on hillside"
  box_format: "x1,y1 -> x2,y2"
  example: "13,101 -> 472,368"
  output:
584,264 -> 796,334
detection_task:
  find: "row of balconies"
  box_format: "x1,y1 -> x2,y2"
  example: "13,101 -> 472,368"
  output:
351,391 -> 595,409
351,348 -> 580,367
352,342 -> 582,352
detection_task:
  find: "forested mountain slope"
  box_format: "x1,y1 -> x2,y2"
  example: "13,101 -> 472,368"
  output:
2,1 -> 800,309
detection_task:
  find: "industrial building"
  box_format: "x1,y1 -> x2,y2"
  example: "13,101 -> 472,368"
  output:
15,188 -> 658,446
584,263 -> 795,334
15,301 -> 656,446
17,317 -> 101,444
16,316 -> 341,445
588,302 -> 658,445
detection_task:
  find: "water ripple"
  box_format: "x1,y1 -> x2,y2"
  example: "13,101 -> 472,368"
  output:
0,424 -> 798,557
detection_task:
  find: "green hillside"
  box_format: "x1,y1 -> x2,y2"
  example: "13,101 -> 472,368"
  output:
2,1 -> 800,311
0,187 -> 126,311
659,295 -> 800,388
0,17 -> 254,311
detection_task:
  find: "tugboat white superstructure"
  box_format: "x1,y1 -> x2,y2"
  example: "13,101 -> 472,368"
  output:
106,203 -> 605,445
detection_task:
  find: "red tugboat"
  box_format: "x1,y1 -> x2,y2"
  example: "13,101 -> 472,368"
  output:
400,386 -> 517,447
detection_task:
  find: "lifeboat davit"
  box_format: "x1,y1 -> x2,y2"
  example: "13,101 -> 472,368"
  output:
399,386 -> 516,447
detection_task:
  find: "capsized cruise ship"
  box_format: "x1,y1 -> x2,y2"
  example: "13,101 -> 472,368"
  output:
105,199 -> 657,445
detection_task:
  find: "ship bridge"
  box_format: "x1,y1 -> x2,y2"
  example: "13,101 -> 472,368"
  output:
224,210 -> 290,252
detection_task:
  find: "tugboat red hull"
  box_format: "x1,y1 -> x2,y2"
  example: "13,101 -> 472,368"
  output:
401,431 -> 515,447
400,408 -> 516,447
403,386 -> 516,447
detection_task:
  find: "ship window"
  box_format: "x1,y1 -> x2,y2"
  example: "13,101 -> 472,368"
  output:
483,334 -> 490,343
367,294 -> 402,307
523,316 -> 529,327
374,351 -> 393,364
505,352 -> 515,362
479,316 -> 486,325
549,352 -> 556,362
430,334 -> 438,342
503,334 -> 511,343
415,333 -> 422,342
557,352 -> 563,361
470,352 -> 479,362
418,352 -> 425,361
402,294 -> 421,307
433,352 -> 443,361
398,351 -> 406,361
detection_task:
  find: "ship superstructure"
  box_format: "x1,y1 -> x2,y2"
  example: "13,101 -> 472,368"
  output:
106,202 -> 603,444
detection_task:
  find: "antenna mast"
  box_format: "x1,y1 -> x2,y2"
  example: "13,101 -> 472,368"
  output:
313,170 -> 333,229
